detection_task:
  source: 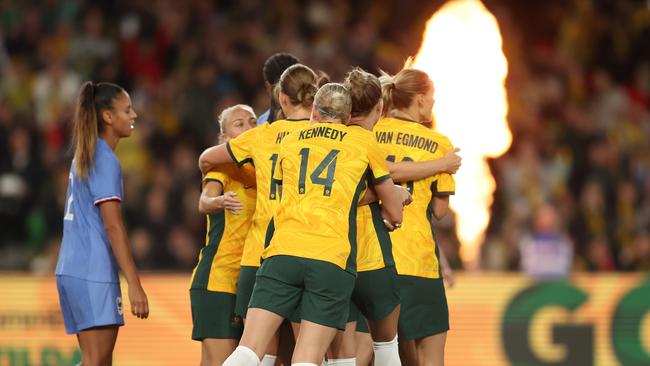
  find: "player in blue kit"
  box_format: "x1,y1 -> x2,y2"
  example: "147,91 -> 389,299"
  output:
55,81 -> 149,366
257,53 -> 300,125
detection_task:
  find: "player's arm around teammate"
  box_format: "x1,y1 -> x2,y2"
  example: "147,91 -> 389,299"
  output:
54,82 -> 148,366
200,64 -> 326,365
222,84 -> 403,366
379,68 -> 456,366
321,68 -> 410,366
190,105 -> 257,366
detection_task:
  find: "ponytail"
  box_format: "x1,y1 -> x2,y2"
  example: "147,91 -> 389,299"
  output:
73,82 -> 99,180
379,68 -> 431,117
72,81 -> 125,179
279,64 -> 319,108
379,71 -> 396,116
344,67 -> 382,117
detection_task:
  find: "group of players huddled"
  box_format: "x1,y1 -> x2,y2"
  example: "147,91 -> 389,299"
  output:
54,52 -> 461,366
193,53 -> 461,366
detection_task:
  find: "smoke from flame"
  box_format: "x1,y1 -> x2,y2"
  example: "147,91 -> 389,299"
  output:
411,0 -> 511,268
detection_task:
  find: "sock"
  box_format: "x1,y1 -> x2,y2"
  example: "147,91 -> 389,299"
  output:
292,364 -> 318,366
321,360 -> 328,366
260,355 -> 277,366
326,359 -> 355,366
373,335 -> 401,366
222,345 -> 261,366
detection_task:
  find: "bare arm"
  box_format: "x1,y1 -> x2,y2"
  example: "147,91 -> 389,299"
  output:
388,148 -> 461,183
431,195 -> 450,220
358,186 -> 378,206
359,184 -> 411,207
438,246 -> 455,288
373,178 -> 404,230
199,180 -> 244,215
99,201 -> 149,319
198,144 -> 235,175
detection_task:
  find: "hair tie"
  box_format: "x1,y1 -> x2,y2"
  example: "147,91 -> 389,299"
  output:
317,107 -> 340,120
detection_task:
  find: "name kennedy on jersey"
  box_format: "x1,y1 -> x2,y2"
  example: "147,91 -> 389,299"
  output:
298,126 -> 348,142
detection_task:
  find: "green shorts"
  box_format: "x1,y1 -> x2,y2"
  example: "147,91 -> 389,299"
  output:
352,266 -> 400,321
356,313 -> 370,333
190,289 -> 243,340
397,275 -> 449,340
235,265 -> 258,318
249,255 -> 355,330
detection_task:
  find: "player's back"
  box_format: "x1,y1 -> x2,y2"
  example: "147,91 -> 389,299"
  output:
226,118 -> 309,267
264,122 -> 390,273
374,117 -> 455,278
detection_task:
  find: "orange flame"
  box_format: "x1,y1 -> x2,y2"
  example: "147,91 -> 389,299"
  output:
412,0 -> 511,268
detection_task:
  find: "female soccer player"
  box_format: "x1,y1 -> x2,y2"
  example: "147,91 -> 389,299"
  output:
379,68 -> 456,366
55,81 -> 148,365
257,53 -> 300,124
221,83 -> 406,366
323,68 -> 461,366
199,63 -> 324,365
190,104 -> 257,365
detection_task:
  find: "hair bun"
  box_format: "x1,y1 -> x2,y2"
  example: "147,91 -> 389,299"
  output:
378,72 -> 396,90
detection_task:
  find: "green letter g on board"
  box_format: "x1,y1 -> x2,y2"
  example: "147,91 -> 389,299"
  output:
501,282 -> 593,366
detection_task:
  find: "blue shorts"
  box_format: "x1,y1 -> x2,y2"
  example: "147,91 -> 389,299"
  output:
56,275 -> 125,334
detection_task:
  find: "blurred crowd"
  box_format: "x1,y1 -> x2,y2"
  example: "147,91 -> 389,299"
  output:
0,0 -> 648,273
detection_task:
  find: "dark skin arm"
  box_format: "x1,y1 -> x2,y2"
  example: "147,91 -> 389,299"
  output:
99,200 -> 149,319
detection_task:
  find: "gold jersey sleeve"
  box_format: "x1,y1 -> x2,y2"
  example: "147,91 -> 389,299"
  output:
263,123 -> 390,273
226,126 -> 259,166
228,119 -> 310,268
374,117 -> 455,279
190,164 -> 257,293
433,173 -> 455,195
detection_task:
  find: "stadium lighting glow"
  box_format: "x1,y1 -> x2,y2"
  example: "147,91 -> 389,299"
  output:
411,0 -> 511,268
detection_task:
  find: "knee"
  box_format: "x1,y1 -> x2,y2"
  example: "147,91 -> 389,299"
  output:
82,353 -> 112,366
370,328 -> 396,343
200,352 -> 218,366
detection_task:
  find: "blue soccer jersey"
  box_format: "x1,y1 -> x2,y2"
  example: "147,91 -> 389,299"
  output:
55,139 -> 122,283
257,108 -> 270,125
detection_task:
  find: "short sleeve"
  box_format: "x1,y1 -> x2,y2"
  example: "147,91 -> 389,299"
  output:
203,170 -> 229,190
89,154 -> 123,205
432,173 -> 455,195
367,139 -> 391,184
226,126 -> 258,166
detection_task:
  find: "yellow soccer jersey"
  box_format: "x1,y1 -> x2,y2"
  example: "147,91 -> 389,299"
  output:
190,164 -> 257,293
356,201 -> 394,272
263,123 -> 390,273
374,117 -> 455,279
226,119 -> 309,267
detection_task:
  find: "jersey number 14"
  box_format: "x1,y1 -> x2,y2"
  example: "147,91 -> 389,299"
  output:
269,149 -> 340,199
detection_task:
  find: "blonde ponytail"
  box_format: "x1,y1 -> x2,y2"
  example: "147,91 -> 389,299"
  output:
379,71 -> 396,116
